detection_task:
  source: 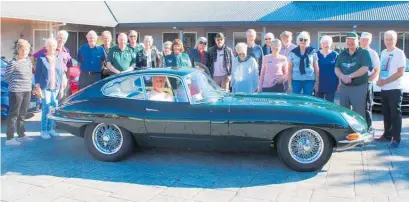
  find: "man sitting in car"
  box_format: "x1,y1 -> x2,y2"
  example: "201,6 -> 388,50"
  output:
147,76 -> 174,102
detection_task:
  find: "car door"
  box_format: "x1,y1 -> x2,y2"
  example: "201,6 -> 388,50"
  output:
143,75 -> 211,142
100,75 -> 147,135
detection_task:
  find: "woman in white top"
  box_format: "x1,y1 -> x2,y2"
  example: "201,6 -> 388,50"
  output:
376,30 -> 407,148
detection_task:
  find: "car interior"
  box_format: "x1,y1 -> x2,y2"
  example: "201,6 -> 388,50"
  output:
102,75 -> 189,102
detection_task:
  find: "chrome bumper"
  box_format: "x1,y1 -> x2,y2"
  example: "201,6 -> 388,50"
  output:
47,115 -> 93,123
337,132 -> 374,144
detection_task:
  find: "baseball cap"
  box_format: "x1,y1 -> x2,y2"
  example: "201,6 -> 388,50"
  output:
346,32 -> 358,39
360,32 -> 372,40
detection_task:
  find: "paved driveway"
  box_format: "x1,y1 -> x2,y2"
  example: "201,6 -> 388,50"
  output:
1,112 -> 409,202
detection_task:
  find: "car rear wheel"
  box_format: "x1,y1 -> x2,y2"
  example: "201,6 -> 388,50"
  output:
276,128 -> 333,172
84,123 -> 134,162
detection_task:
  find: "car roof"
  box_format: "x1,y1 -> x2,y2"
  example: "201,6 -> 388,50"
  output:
132,67 -> 199,77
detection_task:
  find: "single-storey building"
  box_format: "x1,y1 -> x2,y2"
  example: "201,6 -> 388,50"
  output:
1,1 -> 117,59
1,1 -> 409,60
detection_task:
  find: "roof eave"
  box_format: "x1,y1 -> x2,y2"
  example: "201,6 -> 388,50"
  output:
117,20 -> 409,28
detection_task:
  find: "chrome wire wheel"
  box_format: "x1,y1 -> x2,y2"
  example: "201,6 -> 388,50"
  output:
92,123 -> 123,155
288,129 -> 324,164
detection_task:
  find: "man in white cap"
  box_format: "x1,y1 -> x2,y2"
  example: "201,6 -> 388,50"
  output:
360,32 -> 380,134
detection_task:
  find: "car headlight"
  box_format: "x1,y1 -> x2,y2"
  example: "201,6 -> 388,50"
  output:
341,112 -> 365,133
72,76 -> 79,82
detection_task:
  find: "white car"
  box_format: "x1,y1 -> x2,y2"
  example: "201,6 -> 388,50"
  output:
373,59 -> 409,113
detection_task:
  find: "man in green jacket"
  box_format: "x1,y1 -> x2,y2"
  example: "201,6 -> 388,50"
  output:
335,32 -> 373,119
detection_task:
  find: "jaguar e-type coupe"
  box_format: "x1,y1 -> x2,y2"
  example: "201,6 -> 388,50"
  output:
49,67 -> 372,172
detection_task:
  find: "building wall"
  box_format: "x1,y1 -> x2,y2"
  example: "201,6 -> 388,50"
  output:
118,25 -> 409,55
1,18 -> 50,59
1,18 -> 111,60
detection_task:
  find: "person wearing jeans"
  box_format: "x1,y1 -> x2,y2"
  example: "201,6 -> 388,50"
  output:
376,30 -> 406,149
35,37 -> 64,140
5,39 -> 35,146
287,31 -> 319,95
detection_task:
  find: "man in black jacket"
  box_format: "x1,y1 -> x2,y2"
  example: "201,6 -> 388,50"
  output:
207,33 -> 233,91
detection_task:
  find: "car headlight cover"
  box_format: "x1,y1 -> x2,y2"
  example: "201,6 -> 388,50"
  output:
341,112 -> 365,132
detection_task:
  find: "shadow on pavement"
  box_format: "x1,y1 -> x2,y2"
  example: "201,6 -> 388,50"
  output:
0,132 -> 323,189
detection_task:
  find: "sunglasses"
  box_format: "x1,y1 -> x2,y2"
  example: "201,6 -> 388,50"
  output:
299,38 -> 309,42
199,41 -> 207,45
265,38 -> 272,40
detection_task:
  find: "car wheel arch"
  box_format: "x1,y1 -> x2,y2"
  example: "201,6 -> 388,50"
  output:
272,127 -> 336,148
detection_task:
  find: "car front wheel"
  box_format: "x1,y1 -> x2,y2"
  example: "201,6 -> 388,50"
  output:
84,123 -> 134,162
276,128 -> 333,172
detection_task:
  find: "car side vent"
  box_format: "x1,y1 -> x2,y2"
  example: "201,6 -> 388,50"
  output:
239,97 -> 273,103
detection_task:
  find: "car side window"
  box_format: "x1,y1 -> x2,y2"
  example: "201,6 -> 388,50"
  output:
143,75 -> 188,103
102,76 -> 144,100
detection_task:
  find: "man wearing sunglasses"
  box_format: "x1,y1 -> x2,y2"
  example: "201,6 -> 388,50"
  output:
335,32 -> 373,119
127,30 -> 143,58
207,33 -> 233,91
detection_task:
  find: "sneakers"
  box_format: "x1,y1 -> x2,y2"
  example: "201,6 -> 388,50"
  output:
17,135 -> 34,142
40,131 -> 51,139
5,138 -> 22,146
389,140 -> 400,149
48,130 -> 60,137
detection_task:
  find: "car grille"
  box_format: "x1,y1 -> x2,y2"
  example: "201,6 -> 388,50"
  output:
373,92 -> 409,105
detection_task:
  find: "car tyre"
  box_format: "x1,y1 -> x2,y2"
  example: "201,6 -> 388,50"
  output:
85,123 -> 135,162
276,128 -> 332,172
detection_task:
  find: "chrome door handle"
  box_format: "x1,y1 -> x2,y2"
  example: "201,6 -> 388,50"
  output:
146,108 -> 159,112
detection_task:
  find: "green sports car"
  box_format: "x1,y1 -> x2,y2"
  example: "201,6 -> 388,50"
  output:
49,67 -> 372,172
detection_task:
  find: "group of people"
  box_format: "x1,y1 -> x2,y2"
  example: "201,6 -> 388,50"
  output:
4,28 -> 406,149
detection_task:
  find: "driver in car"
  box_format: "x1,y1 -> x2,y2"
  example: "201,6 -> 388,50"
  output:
147,76 -> 174,102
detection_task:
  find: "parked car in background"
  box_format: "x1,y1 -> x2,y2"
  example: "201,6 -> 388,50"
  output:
0,58 -> 41,118
68,59 -> 80,95
49,67 -> 371,172
373,59 -> 409,113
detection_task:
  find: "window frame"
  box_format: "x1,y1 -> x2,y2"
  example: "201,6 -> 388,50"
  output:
101,75 -> 145,100
317,31 -> 363,51
32,29 -> 50,52
162,32 -> 197,51
378,31 -> 408,53
232,32 -> 263,47
141,73 -> 191,103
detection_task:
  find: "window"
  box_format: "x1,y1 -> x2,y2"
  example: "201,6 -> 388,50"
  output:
65,31 -> 78,59
33,30 -> 50,52
318,32 -> 363,53
144,75 -> 188,103
102,76 -> 144,99
183,33 -> 197,53
233,32 -> 262,47
115,32 -> 140,45
380,31 -> 409,71
207,32 -> 219,48
380,32 -> 406,53
162,32 -> 197,53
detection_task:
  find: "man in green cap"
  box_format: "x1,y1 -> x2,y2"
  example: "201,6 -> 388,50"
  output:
106,33 -> 136,75
335,32 -> 373,119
